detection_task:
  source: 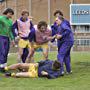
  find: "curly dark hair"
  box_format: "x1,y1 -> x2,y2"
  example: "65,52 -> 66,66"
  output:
3,8 -> 14,15
54,10 -> 63,16
37,21 -> 47,29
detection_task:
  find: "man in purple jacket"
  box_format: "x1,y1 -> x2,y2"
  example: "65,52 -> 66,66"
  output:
55,15 -> 74,75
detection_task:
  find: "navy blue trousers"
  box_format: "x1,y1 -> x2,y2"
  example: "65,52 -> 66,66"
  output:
21,48 -> 29,63
57,41 -> 73,74
0,36 -> 10,66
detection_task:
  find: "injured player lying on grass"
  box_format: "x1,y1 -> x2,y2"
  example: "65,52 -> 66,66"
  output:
4,60 -> 62,79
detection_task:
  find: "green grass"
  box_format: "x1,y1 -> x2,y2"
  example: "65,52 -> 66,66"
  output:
0,52 -> 90,90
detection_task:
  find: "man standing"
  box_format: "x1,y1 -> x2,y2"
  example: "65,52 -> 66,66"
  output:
0,8 -> 15,72
55,15 -> 74,75
13,10 -> 34,63
51,10 -> 63,37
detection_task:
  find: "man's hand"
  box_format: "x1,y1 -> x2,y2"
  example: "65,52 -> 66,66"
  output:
15,36 -> 20,41
56,34 -> 62,39
11,40 -> 15,47
52,35 -> 57,39
43,36 -> 47,40
41,71 -> 48,75
43,35 -> 56,41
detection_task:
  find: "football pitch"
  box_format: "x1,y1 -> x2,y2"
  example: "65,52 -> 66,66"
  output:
0,52 -> 90,90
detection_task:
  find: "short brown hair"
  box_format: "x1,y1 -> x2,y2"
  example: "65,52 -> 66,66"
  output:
53,60 -> 61,70
21,10 -> 29,16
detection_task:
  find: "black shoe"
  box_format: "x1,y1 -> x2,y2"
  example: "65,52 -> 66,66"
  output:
5,72 -> 11,77
0,68 -> 6,73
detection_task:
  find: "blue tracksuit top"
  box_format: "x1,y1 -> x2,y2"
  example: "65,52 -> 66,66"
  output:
38,60 -> 61,79
57,19 -> 74,44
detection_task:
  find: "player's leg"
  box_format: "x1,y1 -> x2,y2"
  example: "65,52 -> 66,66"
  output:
64,48 -> 71,73
58,42 -> 73,75
42,43 -> 49,60
15,63 -> 39,78
5,72 -> 30,78
0,36 -> 10,72
25,48 -> 35,63
64,42 -> 73,74
18,39 -> 28,63
22,48 -> 29,63
5,63 -> 30,70
57,42 -> 69,75
12,71 -> 38,78
18,48 -> 24,63
15,72 -> 30,78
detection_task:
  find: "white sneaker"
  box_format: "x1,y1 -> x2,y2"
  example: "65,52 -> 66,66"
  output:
66,71 -> 72,75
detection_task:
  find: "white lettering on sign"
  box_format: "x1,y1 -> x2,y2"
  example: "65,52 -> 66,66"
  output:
72,10 -> 90,15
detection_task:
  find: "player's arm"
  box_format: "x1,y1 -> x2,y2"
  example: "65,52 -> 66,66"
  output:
43,29 -> 56,41
41,71 -> 58,79
12,20 -> 18,37
61,22 -> 71,38
47,35 -> 56,41
29,29 -> 35,42
56,22 -> 71,40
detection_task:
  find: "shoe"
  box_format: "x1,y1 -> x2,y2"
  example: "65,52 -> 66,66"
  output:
5,72 -> 11,77
60,71 -> 64,76
5,72 -> 16,77
66,71 -> 72,75
0,68 -> 6,73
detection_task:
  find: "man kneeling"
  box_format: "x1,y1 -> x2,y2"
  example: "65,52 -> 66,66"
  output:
5,60 -> 61,79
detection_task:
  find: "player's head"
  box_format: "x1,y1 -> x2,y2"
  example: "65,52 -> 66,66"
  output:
52,60 -> 61,70
21,10 -> 29,20
37,21 -> 47,32
55,16 -> 64,25
3,8 -> 14,18
54,10 -> 63,17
